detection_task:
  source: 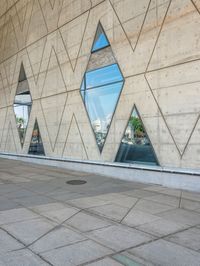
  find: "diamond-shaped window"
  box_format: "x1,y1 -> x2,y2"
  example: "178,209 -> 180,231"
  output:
115,106 -> 159,165
80,23 -> 124,152
13,63 -> 32,147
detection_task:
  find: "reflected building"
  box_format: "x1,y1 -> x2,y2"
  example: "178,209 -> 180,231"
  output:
116,107 -> 158,166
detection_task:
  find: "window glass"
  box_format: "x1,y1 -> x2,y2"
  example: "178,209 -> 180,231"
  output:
81,23 -> 124,152
85,82 -> 123,151
13,64 -> 32,147
115,108 -> 158,165
92,24 -> 109,52
85,64 -> 123,89
28,120 -> 45,156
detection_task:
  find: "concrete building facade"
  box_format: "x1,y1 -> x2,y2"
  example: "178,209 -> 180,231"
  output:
1,0 -> 200,187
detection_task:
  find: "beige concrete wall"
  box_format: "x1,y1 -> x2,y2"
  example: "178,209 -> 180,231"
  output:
0,0 -> 200,170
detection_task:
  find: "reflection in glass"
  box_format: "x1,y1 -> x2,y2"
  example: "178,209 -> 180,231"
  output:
92,23 -> 109,52
85,65 -> 123,88
81,23 -> 124,152
116,107 -> 158,165
81,64 -> 124,152
28,120 -> 45,155
13,64 -> 32,147
84,82 -> 123,151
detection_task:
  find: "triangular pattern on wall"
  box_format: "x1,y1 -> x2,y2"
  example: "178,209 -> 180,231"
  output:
15,0 -> 29,30
80,22 -> 124,152
0,73 -> 7,107
5,123 -> 17,153
41,47 -> 66,97
59,12 -> 89,70
63,115 -> 88,160
28,119 -> 45,155
41,93 -> 67,150
49,0 -> 56,9
115,106 -> 158,166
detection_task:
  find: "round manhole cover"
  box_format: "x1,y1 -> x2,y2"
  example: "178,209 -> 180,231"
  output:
66,180 -> 87,185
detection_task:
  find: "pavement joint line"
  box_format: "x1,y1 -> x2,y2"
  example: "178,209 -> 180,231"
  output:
179,190 -> 183,208
119,198 -> 141,223
163,235 -> 200,254
23,208 -> 83,248
0,227 -> 53,265
1,160 -> 200,266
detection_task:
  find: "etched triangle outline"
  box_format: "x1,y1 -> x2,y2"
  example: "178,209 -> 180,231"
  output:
0,108 -> 8,149
0,72 -> 7,107
5,122 -> 17,153
62,113 -> 88,159
115,104 -> 159,166
48,0 -> 56,9
144,70 -> 200,157
3,14 -> 19,56
41,92 -> 68,152
109,0 -> 152,53
146,0 -> 200,71
40,46 -> 67,97
59,11 -> 90,72
14,0 -> 29,31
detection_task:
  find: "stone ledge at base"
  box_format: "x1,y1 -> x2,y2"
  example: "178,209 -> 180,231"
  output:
0,153 -> 200,192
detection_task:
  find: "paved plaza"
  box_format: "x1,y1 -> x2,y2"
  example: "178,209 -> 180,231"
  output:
0,158 -> 200,265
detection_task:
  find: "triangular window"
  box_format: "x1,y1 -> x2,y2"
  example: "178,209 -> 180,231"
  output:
28,119 -> 45,155
13,63 -> 32,147
92,23 -> 109,52
18,63 -> 26,82
115,106 -> 159,165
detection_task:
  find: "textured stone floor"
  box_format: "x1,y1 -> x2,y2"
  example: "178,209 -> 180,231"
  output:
0,158 -> 200,266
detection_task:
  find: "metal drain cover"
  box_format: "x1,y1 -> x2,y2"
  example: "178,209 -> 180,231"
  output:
66,180 -> 87,185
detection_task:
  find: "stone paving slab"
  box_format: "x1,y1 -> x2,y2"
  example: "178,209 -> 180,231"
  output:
88,203 -> 130,222
165,227 -> 200,251
0,229 -> 24,252
65,211 -> 112,232
129,239 -> 200,266
135,217 -> 188,237
145,194 -> 180,207
0,158 -> 200,266
86,257 -> 124,265
157,208 -> 200,226
133,198 -> 175,214
30,226 -> 86,253
0,208 -> 39,225
122,209 -> 160,227
41,239 -> 113,266
2,217 -> 55,245
67,196 -> 107,209
41,205 -> 80,223
0,249 -> 49,266
86,225 -> 154,252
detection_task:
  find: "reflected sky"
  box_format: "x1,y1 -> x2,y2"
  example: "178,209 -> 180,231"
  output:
85,81 -> 123,123
92,25 -> 109,52
85,64 -> 123,89
14,105 -> 29,128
